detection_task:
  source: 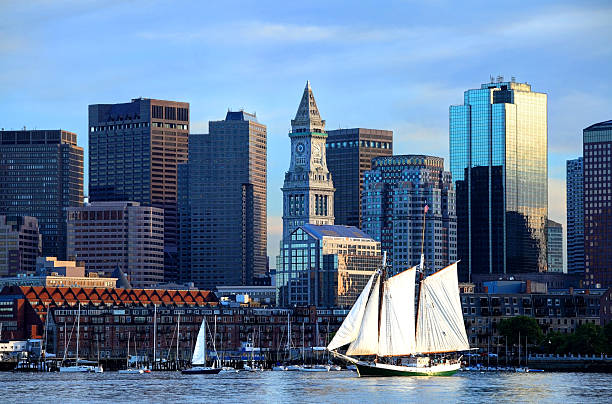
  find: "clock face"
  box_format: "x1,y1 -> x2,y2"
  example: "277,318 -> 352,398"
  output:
296,142 -> 305,155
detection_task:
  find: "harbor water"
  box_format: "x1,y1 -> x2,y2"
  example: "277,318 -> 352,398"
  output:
1,370 -> 611,403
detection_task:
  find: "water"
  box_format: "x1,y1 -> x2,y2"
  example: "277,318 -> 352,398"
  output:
1,371 -> 611,403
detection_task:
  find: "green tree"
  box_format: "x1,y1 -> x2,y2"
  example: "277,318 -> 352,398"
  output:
604,322 -> 612,354
498,316 -> 543,346
562,323 -> 607,355
540,331 -> 569,355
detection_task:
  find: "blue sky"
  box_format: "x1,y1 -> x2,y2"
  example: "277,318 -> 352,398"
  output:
1,0 -> 611,262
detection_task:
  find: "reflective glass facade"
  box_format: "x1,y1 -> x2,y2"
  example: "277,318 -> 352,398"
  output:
566,157 -> 584,273
450,81 -> 548,281
546,219 -> 563,273
583,120 -> 612,288
276,224 -> 381,308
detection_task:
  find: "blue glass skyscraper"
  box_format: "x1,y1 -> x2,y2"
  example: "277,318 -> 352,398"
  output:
566,157 -> 584,273
450,80 -> 548,281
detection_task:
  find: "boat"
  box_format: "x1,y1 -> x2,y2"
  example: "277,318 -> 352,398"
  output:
272,365 -> 287,371
300,364 -> 330,372
118,333 -> 147,374
327,248 -> 470,377
285,364 -> 303,371
181,317 -> 221,375
59,303 -> 103,373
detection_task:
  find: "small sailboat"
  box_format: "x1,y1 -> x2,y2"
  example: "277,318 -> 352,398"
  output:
118,333 -> 147,374
60,303 -> 102,373
181,317 -> 221,375
327,252 -> 470,377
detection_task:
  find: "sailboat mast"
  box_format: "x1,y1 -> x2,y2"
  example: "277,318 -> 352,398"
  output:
415,203 -> 429,332
153,304 -> 157,367
76,303 -> 81,363
127,331 -> 130,368
176,313 -> 180,365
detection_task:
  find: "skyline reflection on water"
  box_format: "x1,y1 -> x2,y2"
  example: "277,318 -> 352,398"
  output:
1,370 -> 611,403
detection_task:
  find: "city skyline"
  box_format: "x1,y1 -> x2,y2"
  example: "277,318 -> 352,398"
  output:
1,1 -> 611,261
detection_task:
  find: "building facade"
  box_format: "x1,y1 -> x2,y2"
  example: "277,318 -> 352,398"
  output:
450,80 -> 548,281
0,130 -> 83,259
178,111 -> 267,289
0,216 -> 41,276
66,202 -> 164,288
546,219 -> 563,273
566,157 -> 584,273
277,224 -> 381,308
89,98 -> 189,282
325,128 -> 393,228
583,120 -> 612,288
362,155 -> 456,274
282,81 -> 335,239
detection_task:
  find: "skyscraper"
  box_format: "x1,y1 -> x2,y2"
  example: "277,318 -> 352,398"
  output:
0,216 -> 41,276
566,157 -> 584,273
282,81 -> 335,238
362,155 -> 456,274
178,111 -> 267,289
326,128 -> 393,228
66,202 -> 164,288
89,98 -> 189,282
583,120 -> 612,288
450,80 -> 548,281
0,130 -> 83,259
546,219 -> 563,273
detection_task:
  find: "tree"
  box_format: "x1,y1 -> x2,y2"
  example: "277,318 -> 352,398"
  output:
498,316 -> 543,346
562,323 -> 608,355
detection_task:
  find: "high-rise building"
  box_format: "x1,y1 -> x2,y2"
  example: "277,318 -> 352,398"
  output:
178,111 -> 267,289
0,130 -> 83,259
566,157 -> 584,273
277,224 -> 381,308
282,81 -> 335,238
88,98 -> 189,282
326,128 -> 393,228
546,219 -> 563,273
583,120 -> 612,288
362,155 -> 456,274
0,216 -> 41,276
450,80 -> 548,281
66,201 -> 164,288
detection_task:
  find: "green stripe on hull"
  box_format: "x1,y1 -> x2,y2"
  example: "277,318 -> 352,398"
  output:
355,363 -> 458,377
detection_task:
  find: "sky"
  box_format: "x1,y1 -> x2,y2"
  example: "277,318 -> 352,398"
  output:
1,0 -> 611,265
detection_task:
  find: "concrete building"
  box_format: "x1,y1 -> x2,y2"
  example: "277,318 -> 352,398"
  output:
178,110 -> 267,289
66,201 -> 164,288
0,216 -> 41,276
362,155 -> 456,274
566,157 -> 584,273
450,79 -> 548,281
583,120 -> 612,288
277,224 -> 381,308
282,81 -> 335,239
546,219 -> 563,273
215,285 -> 277,305
88,98 -> 189,282
0,130 -> 83,259
325,128 -> 393,228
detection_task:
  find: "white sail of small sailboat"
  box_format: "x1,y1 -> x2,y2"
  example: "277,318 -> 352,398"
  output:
327,258 -> 469,377
182,317 -> 221,375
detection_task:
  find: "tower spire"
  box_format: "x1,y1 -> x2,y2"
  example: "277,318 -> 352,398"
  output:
291,80 -> 325,133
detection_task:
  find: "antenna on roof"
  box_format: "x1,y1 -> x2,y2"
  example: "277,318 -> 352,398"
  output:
496,75 -> 504,83
511,76 -> 516,83
490,75 -> 494,83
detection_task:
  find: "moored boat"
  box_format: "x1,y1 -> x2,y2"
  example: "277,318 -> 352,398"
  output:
181,317 -> 221,375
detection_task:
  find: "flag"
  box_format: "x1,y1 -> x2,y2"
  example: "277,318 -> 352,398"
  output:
424,204 -> 429,213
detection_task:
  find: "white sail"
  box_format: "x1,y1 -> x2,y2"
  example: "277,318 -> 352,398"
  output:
378,267 -> 417,356
415,263 -> 470,354
327,272 -> 376,351
191,318 -> 207,365
346,276 -> 380,355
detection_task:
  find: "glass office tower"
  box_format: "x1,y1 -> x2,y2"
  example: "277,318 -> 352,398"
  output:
566,157 -> 584,273
450,80 -> 548,281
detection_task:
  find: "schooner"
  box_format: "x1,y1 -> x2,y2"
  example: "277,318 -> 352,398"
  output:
327,255 -> 470,376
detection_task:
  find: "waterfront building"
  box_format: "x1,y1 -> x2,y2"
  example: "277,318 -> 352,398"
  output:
450,79 -> 548,281
277,224 -> 381,308
66,201 -> 164,288
215,285 -> 277,305
566,157 -> 584,273
325,128 -> 393,228
178,111 -> 267,289
88,98 -> 189,282
546,219 -> 564,273
282,81 -> 335,239
0,130 -> 84,259
583,120 -> 612,288
362,155 -> 456,274
0,269 -> 117,289
0,216 -> 41,276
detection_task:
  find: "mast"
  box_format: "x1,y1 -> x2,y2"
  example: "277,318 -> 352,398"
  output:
176,313 -> 181,366
518,331 -> 521,367
153,304 -> 157,368
415,204 -> 429,335
76,303 -> 81,364
127,331 -> 130,369
42,303 -> 49,360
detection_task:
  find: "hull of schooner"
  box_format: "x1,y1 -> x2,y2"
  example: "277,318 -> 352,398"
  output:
355,361 -> 460,377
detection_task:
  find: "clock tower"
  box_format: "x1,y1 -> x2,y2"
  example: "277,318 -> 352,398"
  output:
282,81 -> 335,238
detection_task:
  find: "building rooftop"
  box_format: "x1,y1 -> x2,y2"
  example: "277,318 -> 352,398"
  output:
301,223 -> 373,240
584,120 -> 612,131
225,110 -> 258,123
